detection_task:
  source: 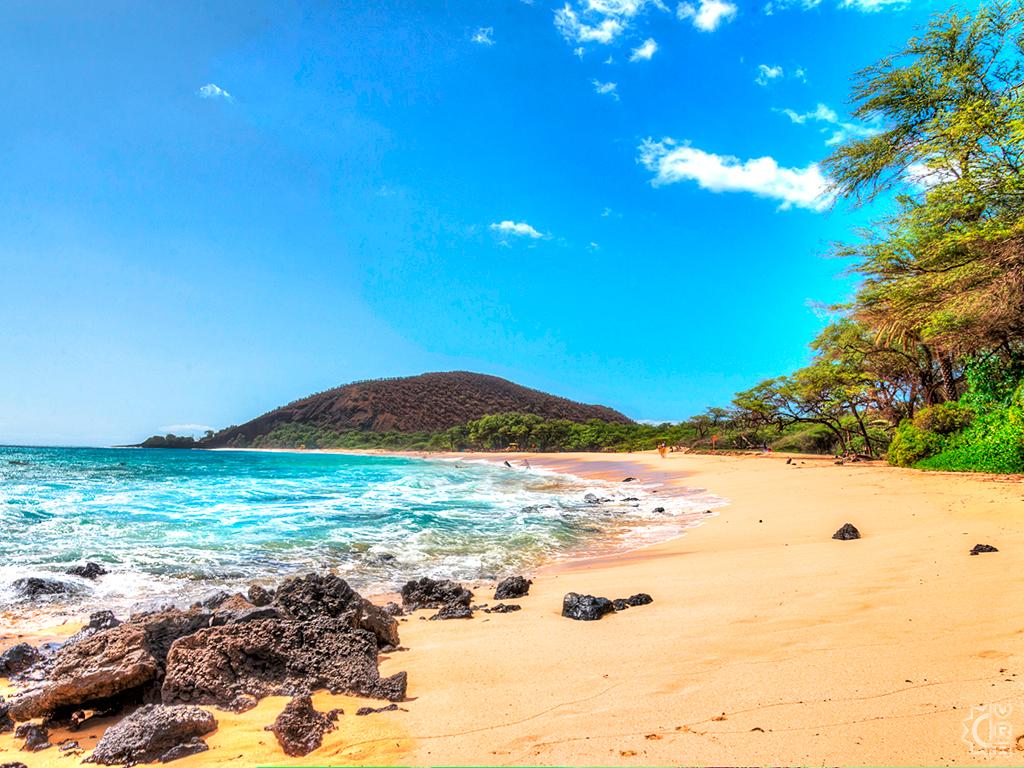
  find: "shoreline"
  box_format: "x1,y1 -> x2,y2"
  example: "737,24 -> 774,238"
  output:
3,450 -> 1024,765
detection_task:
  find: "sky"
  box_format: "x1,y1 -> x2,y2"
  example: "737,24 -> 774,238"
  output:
0,0 -> 962,445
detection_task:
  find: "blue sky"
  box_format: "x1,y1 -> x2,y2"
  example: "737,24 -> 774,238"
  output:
0,0 -> 956,445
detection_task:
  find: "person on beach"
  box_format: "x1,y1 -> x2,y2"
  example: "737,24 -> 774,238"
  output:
657,443 -> 667,459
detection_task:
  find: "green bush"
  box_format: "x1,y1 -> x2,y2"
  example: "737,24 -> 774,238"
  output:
912,402 -> 974,435
887,420 -> 943,467
917,401 -> 1024,474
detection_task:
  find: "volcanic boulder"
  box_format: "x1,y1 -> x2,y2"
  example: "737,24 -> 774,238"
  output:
273,573 -> 399,648
494,576 -> 532,600
161,618 -> 407,708
561,593 -> 615,621
400,577 -> 473,612
265,694 -> 340,757
87,704 -> 217,765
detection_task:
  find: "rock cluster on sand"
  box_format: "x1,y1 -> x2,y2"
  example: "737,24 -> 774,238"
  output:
494,576 -> 532,600
4,572 -> 406,735
832,523 -> 861,540
562,592 -> 654,621
87,704 -> 217,765
266,694 -> 341,757
401,577 -> 475,620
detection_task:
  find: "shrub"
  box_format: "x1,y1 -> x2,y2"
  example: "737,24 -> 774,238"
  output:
912,402 -> 974,435
887,420 -> 943,467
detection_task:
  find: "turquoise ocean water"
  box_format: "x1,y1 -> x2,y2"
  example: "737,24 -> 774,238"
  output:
0,446 -> 722,619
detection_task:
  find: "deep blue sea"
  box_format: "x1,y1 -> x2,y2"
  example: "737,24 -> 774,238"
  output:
0,446 -> 721,620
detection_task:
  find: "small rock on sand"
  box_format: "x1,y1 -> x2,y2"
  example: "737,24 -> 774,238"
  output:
832,523 -> 861,540
970,543 -> 998,555
88,704 -> 217,765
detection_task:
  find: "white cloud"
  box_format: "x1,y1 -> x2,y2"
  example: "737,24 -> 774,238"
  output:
755,64 -> 783,85
677,0 -> 738,30
840,0 -> 908,10
554,4 -> 625,43
629,38 -> 658,61
638,138 -> 832,211
490,220 -> 545,238
592,79 -> 620,99
196,83 -> 232,101
780,103 -> 839,124
777,102 -> 882,145
589,241 -> 601,249
554,0 -> 667,48
472,26 -> 495,45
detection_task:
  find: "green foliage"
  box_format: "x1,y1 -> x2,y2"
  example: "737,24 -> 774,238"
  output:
916,403 -> 1024,473
887,420 -> 944,467
912,402 -> 973,435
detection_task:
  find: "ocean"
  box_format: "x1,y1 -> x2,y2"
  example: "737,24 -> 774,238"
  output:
0,446 -> 722,619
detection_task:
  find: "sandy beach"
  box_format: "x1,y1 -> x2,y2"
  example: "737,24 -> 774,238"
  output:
3,450 -> 1024,766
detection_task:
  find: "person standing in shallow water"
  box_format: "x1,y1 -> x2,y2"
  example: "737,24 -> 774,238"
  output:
657,443 -> 667,459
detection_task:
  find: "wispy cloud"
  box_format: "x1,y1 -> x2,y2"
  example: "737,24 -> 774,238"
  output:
554,0 -> 666,48
840,0 -> 909,10
677,0 -> 738,30
754,64 -> 784,85
472,26 -> 495,45
592,79 -> 620,100
490,220 -> 545,239
638,138 -> 832,211
777,102 -> 881,145
554,4 -> 625,44
196,83 -> 232,101
629,38 -> 658,61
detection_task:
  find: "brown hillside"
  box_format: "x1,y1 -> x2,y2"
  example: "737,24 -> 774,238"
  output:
203,372 -> 632,446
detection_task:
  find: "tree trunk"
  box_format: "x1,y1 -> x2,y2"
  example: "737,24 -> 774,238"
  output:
940,353 -> 958,401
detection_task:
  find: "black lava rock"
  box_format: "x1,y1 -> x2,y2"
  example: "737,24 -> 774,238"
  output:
0,763 -> 28,768
652,507 -> 665,514
381,602 -> 404,617
400,577 -> 473,612
622,477 -> 637,482
429,603 -> 473,620
484,603 -> 522,614
87,704 -> 217,765
0,643 -> 41,676
11,577 -> 76,600
266,694 -> 340,758
494,576 -> 532,600
970,544 -> 999,555
832,523 -> 861,540
561,593 -> 615,621
625,593 -> 653,606
66,562 -> 108,580
14,722 -> 51,751
612,599 -> 629,611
